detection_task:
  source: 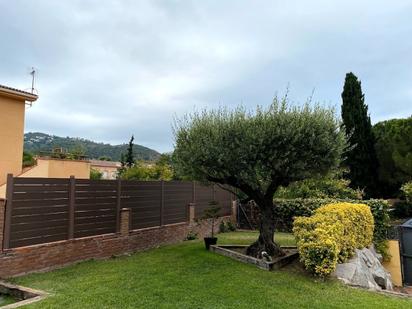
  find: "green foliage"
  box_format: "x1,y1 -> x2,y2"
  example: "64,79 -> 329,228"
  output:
203,202 -> 221,220
219,221 -> 237,233
125,135 -> 135,168
275,175 -> 363,199
293,202 -> 374,276
392,201 -> 412,219
202,201 -> 221,238
65,145 -> 86,160
341,72 -> 379,197
174,96 -> 346,253
98,156 -> 112,161
401,181 -> 412,203
219,221 -> 228,233
121,160 -> 173,180
185,231 -> 198,240
90,168 -> 103,180
24,132 -> 160,161
357,200 -> 390,248
226,221 -> 237,232
373,117 -> 412,196
174,99 -> 346,196
22,151 -> 36,168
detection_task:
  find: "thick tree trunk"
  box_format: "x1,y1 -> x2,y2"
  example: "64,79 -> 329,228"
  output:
246,199 -> 284,258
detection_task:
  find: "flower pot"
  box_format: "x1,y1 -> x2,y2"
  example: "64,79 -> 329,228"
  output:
204,237 -> 217,250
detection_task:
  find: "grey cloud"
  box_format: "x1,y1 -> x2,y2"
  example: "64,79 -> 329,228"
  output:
1,1 -> 411,153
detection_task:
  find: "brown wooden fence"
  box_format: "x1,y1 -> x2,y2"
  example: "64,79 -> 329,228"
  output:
3,175 -> 233,249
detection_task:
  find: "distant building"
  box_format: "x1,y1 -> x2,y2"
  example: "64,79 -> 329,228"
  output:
90,160 -> 121,179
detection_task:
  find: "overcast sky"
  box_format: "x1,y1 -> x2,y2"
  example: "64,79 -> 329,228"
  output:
1,1 -> 411,153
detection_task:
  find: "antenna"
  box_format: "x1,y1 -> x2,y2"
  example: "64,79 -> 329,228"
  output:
30,67 -> 36,94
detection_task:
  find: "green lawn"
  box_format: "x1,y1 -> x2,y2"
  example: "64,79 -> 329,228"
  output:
11,231 -> 411,308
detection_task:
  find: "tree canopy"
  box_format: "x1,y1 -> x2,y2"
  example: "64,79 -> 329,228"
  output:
125,135 -> 135,168
121,155 -> 174,181
174,97 -> 346,256
341,72 -> 378,197
373,116 -> 412,196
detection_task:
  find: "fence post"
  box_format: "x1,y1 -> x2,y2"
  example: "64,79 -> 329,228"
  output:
160,180 -> 164,226
68,176 -> 75,239
188,203 -> 196,224
116,178 -> 122,232
3,174 -> 13,250
120,208 -> 131,236
231,200 -> 237,223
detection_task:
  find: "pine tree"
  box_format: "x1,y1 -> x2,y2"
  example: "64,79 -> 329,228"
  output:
125,135 -> 135,168
341,72 -> 378,197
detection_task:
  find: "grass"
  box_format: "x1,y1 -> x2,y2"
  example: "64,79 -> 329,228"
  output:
11,231 -> 411,308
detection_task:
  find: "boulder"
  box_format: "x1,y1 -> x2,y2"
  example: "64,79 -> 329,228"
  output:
332,247 -> 393,291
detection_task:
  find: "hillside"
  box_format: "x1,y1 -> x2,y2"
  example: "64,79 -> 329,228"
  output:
24,132 -> 161,161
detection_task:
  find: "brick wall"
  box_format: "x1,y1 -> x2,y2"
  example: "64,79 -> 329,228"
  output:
0,209 -> 232,278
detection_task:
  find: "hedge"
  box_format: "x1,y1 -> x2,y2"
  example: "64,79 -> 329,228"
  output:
293,202 -> 374,276
240,198 -> 390,255
271,198 -> 389,243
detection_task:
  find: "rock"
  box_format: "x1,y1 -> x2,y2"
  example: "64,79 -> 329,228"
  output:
332,247 -> 393,291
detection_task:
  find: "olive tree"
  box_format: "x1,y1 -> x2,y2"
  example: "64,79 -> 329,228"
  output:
173,98 -> 346,257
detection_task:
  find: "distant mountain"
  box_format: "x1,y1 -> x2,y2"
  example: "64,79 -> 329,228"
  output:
24,132 -> 161,161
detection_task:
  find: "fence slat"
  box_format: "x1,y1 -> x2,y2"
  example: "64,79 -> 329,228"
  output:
68,176 -> 75,239
116,178 -> 121,233
160,180 -> 164,226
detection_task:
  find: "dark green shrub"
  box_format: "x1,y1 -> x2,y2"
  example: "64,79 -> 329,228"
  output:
219,221 -> 228,233
22,151 -> 36,168
275,177 -> 363,199
226,221 -> 237,232
90,168 -> 103,180
392,201 -> 412,219
185,231 -> 198,240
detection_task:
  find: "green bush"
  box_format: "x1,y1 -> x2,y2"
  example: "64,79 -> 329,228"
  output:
219,221 -> 228,233
392,201 -> 412,218
293,202 -> 374,276
373,117 -> 412,196
275,177 -> 363,200
226,221 -> 237,232
22,151 -> 36,168
219,221 -> 236,233
185,231 -> 198,240
401,182 -> 412,203
90,168 -> 103,180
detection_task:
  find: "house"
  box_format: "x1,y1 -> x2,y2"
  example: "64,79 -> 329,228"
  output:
0,84 -> 38,186
0,84 -> 90,198
90,159 -> 121,179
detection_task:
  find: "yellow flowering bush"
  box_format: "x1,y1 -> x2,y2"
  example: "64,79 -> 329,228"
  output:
293,202 -> 374,276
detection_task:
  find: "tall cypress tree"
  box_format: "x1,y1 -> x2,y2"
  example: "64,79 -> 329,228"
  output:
341,72 -> 378,197
125,135 -> 135,168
